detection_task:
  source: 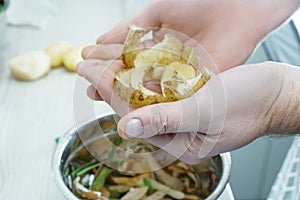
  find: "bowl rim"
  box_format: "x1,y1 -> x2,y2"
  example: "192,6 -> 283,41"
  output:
0,0 -> 9,13
52,111 -> 231,200
52,111 -> 117,200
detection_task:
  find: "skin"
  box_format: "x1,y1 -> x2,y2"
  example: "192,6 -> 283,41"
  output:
90,0 -> 300,71
77,60 -> 300,164
77,0 -> 300,164
82,0 -> 300,100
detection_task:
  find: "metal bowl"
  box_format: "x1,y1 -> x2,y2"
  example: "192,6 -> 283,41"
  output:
0,0 -> 8,28
52,112 -> 231,200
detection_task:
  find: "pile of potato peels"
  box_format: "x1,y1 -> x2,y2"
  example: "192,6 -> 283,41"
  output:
114,26 -> 211,107
66,137 -> 219,200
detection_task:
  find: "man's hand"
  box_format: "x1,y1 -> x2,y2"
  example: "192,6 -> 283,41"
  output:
81,0 -> 299,101
78,58 -> 300,164
91,0 -> 299,71
77,0 -> 300,164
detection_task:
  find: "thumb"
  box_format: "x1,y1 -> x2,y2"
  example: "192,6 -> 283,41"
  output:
97,2 -> 160,44
117,74 -> 227,139
117,95 -> 208,139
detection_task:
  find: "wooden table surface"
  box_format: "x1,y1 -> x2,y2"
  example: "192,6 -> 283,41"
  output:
0,1 -> 233,199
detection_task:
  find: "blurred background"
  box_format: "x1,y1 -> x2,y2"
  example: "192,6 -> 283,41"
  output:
0,0 -> 299,199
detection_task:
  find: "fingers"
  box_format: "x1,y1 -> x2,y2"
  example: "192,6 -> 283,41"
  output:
76,59 -> 134,116
86,85 -> 102,101
145,133 -> 202,164
117,97 -> 204,139
81,39 -> 156,62
145,132 -> 221,165
76,59 -> 122,103
96,2 -> 160,44
82,44 -> 123,60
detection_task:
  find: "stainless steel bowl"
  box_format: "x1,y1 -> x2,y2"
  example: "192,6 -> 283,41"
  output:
0,0 -> 8,29
52,112 -> 231,200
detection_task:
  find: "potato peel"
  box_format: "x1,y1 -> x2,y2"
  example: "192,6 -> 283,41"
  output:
122,25 -> 146,69
181,46 -> 198,68
115,26 -> 211,107
114,70 -> 177,107
134,34 -> 183,68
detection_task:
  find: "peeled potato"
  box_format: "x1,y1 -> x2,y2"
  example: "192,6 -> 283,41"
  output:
63,45 -> 85,72
114,26 -> 211,107
45,41 -> 72,68
9,51 -> 51,81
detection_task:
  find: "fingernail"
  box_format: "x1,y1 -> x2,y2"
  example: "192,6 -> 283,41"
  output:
126,119 -> 144,138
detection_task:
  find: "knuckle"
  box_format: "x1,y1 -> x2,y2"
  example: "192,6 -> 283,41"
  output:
150,105 -> 168,135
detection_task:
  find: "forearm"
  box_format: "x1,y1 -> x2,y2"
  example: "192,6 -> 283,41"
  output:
266,63 -> 300,135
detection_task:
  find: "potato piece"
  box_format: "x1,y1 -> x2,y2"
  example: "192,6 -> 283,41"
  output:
130,65 -> 151,89
145,154 -> 184,191
114,69 -> 177,107
115,66 -> 209,107
160,66 -> 185,98
108,185 -> 131,193
73,177 -> 101,200
9,51 -> 51,81
181,46 -> 198,68
134,48 -> 160,68
144,191 -> 166,200
149,179 -> 185,199
100,186 -> 111,198
187,74 -> 211,96
115,80 -> 172,107
134,34 -> 183,67
45,41 -> 72,68
118,159 -> 149,173
111,173 -> 151,185
167,61 -> 196,80
63,46 -> 84,72
162,73 -> 210,99
184,195 -> 200,200
120,186 -> 148,200
144,66 -> 165,80
156,34 -> 183,66
122,25 -> 146,69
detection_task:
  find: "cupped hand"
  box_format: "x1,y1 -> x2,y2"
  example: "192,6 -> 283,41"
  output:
92,0 -> 271,71
81,0 -> 295,102
77,58 -> 289,164
81,0 -> 267,101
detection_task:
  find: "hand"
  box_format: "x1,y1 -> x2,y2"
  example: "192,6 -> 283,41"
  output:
92,0 -> 298,72
78,59 -> 300,164
82,0 -> 299,100
77,0 -> 300,164
95,0 -> 257,71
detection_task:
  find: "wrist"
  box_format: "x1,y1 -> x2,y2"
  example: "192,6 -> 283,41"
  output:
254,0 -> 300,37
265,62 -> 300,135
234,0 -> 300,43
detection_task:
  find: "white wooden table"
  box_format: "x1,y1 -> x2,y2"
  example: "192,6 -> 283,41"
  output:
0,1 -> 233,199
